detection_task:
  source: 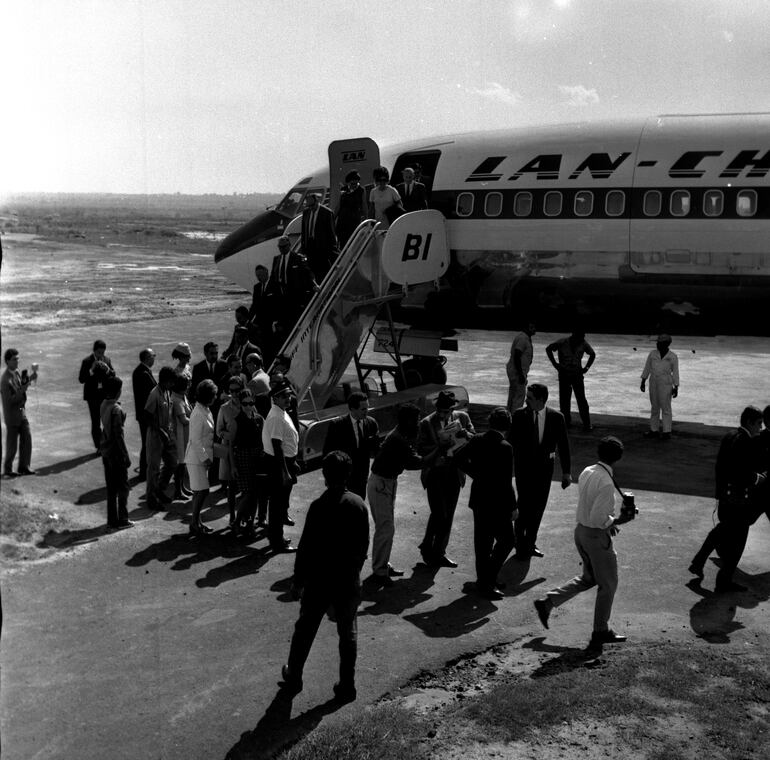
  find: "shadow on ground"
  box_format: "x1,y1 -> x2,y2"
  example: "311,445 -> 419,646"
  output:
224,688 -> 342,760
687,564 -> 770,643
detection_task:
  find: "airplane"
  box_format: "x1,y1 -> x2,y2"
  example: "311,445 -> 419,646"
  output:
215,112 -> 770,338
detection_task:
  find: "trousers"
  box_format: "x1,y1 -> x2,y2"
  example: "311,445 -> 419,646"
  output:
420,468 -> 462,560
103,457 -> 130,526
648,378 -> 673,433
473,509 -> 516,588
145,430 -> 177,502
286,580 -> 360,687
545,524 -> 618,632
367,473 -> 397,577
4,417 -> 32,473
87,398 -> 103,450
558,370 -> 590,428
266,455 -> 295,547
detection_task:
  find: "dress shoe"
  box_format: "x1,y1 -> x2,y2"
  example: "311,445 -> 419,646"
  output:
18,468 -> 36,476
436,556 -> 458,568
281,665 -> 303,694
283,515 -> 295,526
374,574 -> 394,587
715,580 -> 747,593
534,599 -> 551,629
688,563 -> 704,580
332,681 -> 357,703
643,430 -> 659,438
146,498 -> 162,511
530,548 -> 545,558
157,492 -> 172,505
387,565 -> 405,577
590,629 -> 627,645
582,424 -> 594,432
271,542 -> 297,553
117,520 -> 135,529
477,585 -> 504,600
3,471 -> 18,478
494,581 -> 506,590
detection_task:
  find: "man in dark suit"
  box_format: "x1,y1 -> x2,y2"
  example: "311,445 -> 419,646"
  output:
271,235 -> 317,339
323,391 -> 379,499
225,326 -> 260,365
455,407 -> 517,600
78,339 -> 116,452
131,348 -> 156,480
281,451 -> 370,703
395,167 -> 428,213
416,390 -> 475,568
1,347 -> 37,477
509,383 -> 572,559
248,264 -> 280,364
689,406 -> 766,591
190,341 -> 228,410
301,192 -> 338,283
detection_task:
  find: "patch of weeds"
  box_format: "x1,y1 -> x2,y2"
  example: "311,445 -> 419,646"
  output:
446,642 -> 770,758
280,703 -> 433,760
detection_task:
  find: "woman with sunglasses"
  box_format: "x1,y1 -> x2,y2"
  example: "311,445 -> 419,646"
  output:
231,389 -> 267,538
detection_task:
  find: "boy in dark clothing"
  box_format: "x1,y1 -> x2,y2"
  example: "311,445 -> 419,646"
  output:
100,376 -> 133,530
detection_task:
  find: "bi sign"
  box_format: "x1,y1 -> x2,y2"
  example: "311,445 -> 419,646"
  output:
381,210 -> 449,285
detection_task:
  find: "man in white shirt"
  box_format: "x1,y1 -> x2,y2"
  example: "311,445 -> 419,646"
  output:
533,436 -> 636,649
263,380 -> 300,553
640,334 -> 680,439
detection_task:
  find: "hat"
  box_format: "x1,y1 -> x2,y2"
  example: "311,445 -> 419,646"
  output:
278,235 -> 291,248
345,170 -> 360,182
435,390 -> 459,410
656,334 -> 672,344
269,379 -> 295,398
174,342 -> 191,358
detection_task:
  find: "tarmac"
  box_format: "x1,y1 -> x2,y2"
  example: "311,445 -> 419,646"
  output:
2,312 -> 770,760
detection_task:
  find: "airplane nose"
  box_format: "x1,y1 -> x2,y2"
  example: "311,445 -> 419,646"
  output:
214,209 -> 285,264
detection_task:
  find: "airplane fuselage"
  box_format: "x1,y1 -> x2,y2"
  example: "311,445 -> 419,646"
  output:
215,113 -> 770,335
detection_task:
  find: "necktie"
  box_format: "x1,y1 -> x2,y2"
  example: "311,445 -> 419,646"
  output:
357,420 -> 363,448
309,209 -> 317,239
209,363 -> 214,376
406,184 -> 411,197
281,255 -> 288,285
533,410 -> 540,445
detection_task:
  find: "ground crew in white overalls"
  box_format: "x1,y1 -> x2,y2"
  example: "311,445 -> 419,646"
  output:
640,334 -> 679,440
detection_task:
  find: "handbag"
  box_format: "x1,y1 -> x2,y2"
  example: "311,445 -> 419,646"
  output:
384,203 -> 406,223
213,442 -> 229,460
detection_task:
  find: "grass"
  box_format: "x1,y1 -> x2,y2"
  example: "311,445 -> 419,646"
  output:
281,703 -> 433,760
279,642 -> 770,759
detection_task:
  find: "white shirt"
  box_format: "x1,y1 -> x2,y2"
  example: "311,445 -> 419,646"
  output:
263,405 -> 299,458
575,462 -> 618,529
641,349 -> 679,386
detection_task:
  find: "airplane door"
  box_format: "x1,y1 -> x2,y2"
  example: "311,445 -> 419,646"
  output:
328,139 -> 381,213
390,150 -> 441,197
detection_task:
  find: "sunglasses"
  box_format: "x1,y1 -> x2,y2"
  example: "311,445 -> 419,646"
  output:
242,401 -> 255,406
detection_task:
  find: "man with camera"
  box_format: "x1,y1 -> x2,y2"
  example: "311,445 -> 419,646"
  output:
533,436 -> 637,649
1,348 -> 38,477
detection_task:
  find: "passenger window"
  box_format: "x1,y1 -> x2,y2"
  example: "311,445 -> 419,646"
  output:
605,190 -> 625,217
544,191 -> 562,217
737,190 -> 757,217
456,192 -> 474,217
643,190 -> 662,216
514,192 -> 533,217
574,191 -> 593,217
670,190 -> 691,217
703,190 -> 723,217
484,192 -> 503,217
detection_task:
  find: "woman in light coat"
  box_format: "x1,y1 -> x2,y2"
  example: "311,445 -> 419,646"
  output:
185,379 -> 217,536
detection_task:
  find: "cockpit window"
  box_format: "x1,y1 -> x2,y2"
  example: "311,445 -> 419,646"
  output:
275,188 -> 306,218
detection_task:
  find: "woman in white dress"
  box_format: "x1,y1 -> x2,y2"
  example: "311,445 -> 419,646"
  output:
367,166 -> 403,231
185,379 -> 217,536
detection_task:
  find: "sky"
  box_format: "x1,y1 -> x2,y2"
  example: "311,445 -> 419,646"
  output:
3,0 -> 770,195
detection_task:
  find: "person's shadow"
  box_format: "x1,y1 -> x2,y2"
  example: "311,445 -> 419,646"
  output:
687,566 -> 770,643
223,688 -> 342,760
36,452 -> 100,476
358,562 -> 440,617
403,582 -> 499,638
523,636 -> 606,676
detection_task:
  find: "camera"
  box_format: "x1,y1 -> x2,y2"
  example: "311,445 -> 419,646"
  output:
21,369 -> 28,382
621,491 -> 639,519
